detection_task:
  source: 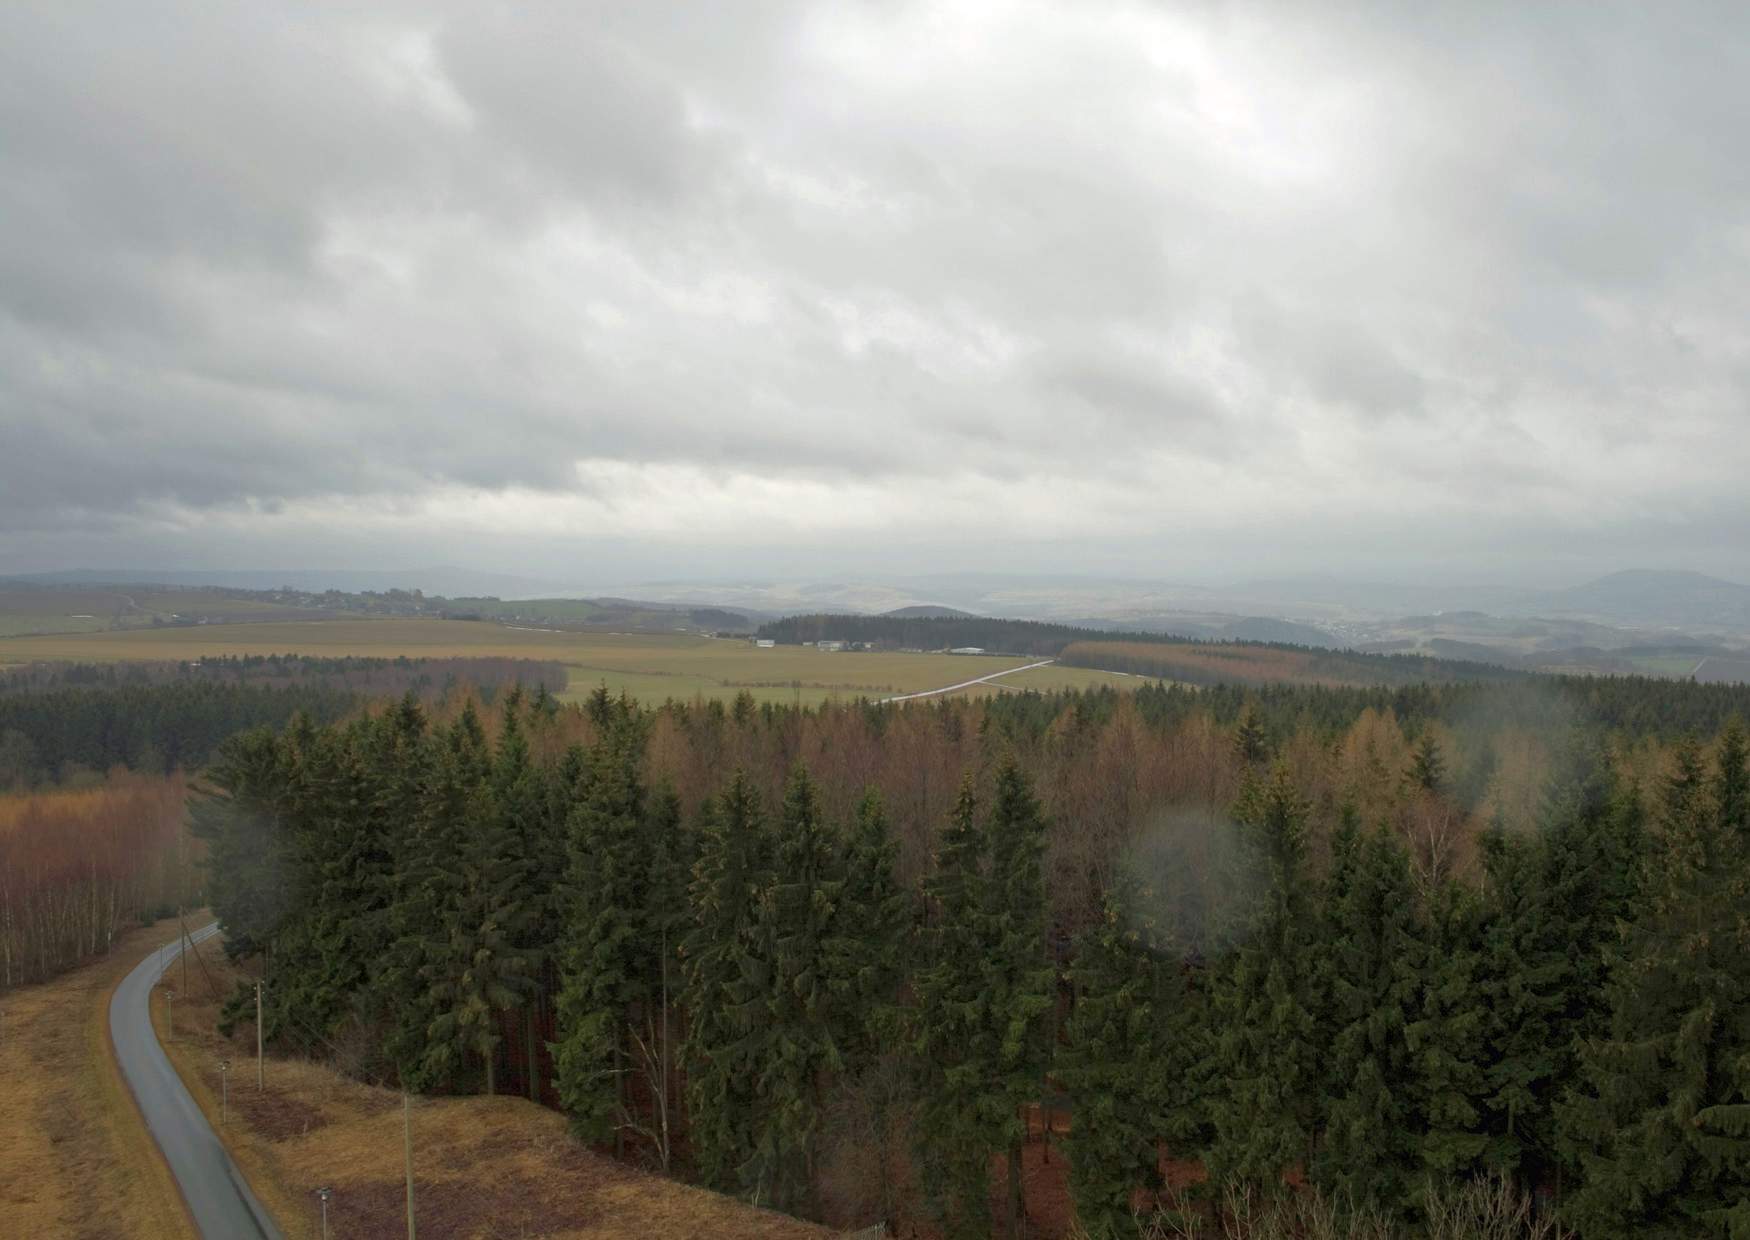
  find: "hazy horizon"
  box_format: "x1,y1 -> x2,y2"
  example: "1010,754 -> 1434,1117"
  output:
6,3 -> 1750,585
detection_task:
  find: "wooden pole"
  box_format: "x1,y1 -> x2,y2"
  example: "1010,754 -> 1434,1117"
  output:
179,908 -> 188,997
403,1090 -> 417,1240
255,979 -> 264,1090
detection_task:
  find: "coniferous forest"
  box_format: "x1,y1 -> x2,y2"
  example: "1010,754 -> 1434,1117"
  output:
190,678 -> 1750,1238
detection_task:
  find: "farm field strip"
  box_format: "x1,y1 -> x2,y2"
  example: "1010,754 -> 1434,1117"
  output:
0,618 -> 1041,705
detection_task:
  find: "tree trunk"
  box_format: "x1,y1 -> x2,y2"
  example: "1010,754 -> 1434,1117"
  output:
657,936 -> 672,1171
1007,1143 -> 1024,1239
613,1033 -> 626,1159
525,995 -> 541,1102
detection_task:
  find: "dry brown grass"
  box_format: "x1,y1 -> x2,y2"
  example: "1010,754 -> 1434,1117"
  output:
1061,640 -> 1337,686
0,916 -> 196,1239
156,946 -> 833,1240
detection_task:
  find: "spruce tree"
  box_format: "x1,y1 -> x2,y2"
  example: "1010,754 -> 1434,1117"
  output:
637,782 -> 694,1171
418,706 -> 536,1095
1407,732 -> 1447,794
365,696 -> 442,1085
288,718 -> 392,1045
1233,704 -> 1269,766
911,775 -> 994,1238
1405,879 -> 1491,1190
191,726 -> 297,966
984,759 -> 1056,1240
1313,825 -> 1424,1211
682,771 -> 773,1192
493,689 -> 559,1101
744,766 -> 850,1214
1474,735 -> 1637,1185
1204,762 -> 1321,1192
1560,725 -> 1750,1237
382,706 -> 484,1089
554,716 -> 649,1143
1059,869 -> 1176,1239
837,788 -> 911,1069
832,787 -> 915,1229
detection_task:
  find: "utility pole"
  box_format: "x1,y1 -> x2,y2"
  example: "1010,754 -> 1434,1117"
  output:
403,1090 -> 417,1240
179,907 -> 188,997
255,979 -> 264,1090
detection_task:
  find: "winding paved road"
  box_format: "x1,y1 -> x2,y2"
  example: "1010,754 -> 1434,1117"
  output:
110,921 -> 283,1239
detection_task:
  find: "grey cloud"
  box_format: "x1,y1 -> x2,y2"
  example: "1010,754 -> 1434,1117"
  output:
3,1 -> 1750,581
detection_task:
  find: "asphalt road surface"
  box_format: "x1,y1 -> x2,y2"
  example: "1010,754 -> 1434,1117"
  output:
110,921 -> 283,1239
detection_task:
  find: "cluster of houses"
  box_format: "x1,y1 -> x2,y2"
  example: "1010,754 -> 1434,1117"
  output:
748,637 -> 875,652
747,637 -> 996,656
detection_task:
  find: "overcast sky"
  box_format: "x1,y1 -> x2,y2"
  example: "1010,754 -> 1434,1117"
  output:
3,1 -> 1748,588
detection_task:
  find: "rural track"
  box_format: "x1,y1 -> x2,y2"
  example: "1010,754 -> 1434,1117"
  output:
110,921 -> 283,1239
879,657 -> 1057,702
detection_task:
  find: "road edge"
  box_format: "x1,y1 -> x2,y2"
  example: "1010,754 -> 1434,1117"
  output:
98,923 -> 203,1239
147,930 -> 314,1240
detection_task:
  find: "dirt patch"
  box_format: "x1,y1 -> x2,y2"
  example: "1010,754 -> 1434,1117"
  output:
234,1084 -> 330,1143
338,1174 -> 602,1240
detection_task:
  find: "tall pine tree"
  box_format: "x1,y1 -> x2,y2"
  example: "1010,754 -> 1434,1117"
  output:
1059,868 -> 1181,1239
912,775 -> 995,1239
744,767 -> 851,1214
682,771 -> 773,1192
1203,763 -> 1322,1193
418,705 -> 536,1095
1313,824 -> 1424,1211
837,788 -> 911,1070
554,713 -> 649,1144
1560,725 -> 1750,1237
1405,878 -> 1492,1192
985,759 -> 1056,1240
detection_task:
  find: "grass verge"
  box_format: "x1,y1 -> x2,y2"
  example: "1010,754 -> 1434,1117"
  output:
0,916 -> 197,1239
153,943 -> 833,1239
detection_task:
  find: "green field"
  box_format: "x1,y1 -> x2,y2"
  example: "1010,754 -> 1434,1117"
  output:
0,618 -> 1037,706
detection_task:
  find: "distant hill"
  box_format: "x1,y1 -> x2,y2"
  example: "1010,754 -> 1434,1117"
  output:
757,613 -> 1522,685
881,605 -> 977,619
1542,570 -> 1750,628
760,613 -> 1101,655
445,596 -> 758,633
1056,639 -> 1523,688
4,566 -> 568,598
1216,616 -> 1340,647
0,579 -> 760,638
1217,570 -> 1750,635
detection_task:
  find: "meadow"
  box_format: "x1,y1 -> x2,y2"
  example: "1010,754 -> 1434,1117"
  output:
0,586 -> 124,636
0,617 -> 1085,705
